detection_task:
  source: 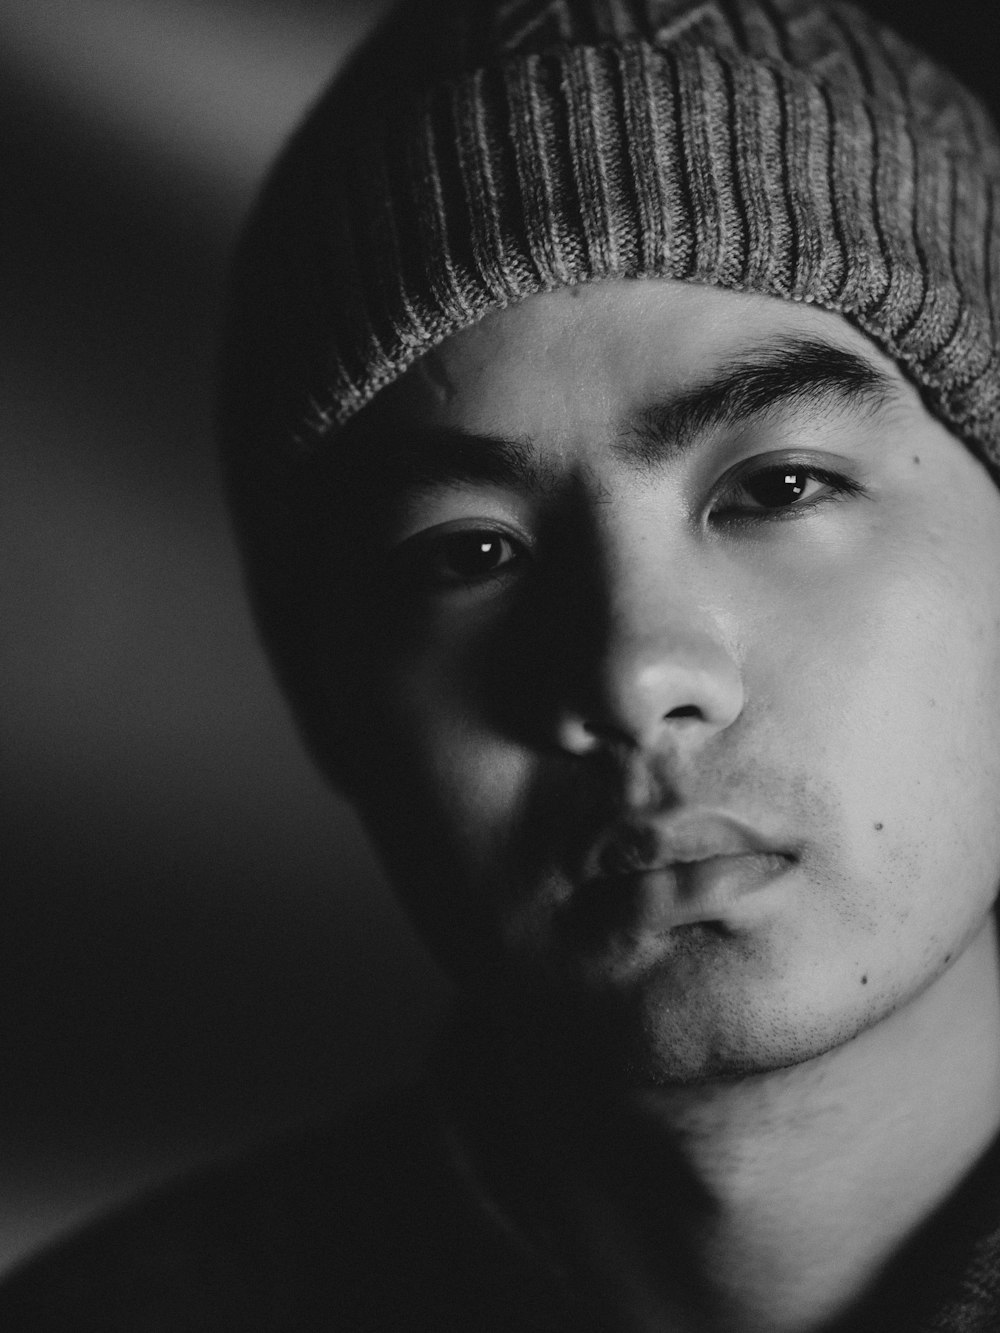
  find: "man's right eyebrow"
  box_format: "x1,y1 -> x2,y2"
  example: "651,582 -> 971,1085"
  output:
338,426 -> 561,496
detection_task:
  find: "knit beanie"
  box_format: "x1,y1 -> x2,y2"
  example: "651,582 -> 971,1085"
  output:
218,0 -> 1000,695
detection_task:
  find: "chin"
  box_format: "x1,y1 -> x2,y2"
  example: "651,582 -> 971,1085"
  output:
484,959 -> 894,1092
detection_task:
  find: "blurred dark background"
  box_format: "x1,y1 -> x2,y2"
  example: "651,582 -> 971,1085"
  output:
2,0 -> 996,1275
2,0 -> 446,1272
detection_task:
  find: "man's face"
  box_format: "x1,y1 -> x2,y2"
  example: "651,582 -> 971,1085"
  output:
327,279 -> 1000,1085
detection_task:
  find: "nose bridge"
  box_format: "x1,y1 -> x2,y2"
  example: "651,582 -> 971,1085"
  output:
558,509 -> 745,751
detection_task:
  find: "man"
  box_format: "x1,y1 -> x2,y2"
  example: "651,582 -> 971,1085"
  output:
4,0 -> 1000,1327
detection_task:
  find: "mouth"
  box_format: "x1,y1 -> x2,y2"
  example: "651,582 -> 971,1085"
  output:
575,813 -> 798,934
592,812 -> 789,875
595,853 -> 796,931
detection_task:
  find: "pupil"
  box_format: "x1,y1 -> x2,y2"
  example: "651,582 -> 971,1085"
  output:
746,469 -> 807,507
445,533 -> 505,577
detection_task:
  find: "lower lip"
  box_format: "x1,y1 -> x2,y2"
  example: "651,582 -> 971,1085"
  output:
595,853 -> 794,931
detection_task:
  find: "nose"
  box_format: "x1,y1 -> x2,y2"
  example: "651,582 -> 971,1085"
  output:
551,556 -> 745,757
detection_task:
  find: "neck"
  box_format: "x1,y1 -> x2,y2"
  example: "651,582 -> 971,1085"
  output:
485,917 -> 1000,1333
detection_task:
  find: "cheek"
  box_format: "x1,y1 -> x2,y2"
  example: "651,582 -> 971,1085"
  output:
760,497 -> 1000,941
882,556 -> 1000,907
360,645 -> 529,864
347,647 -> 538,982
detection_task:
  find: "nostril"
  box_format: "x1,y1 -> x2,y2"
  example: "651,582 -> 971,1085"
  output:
665,704 -> 703,720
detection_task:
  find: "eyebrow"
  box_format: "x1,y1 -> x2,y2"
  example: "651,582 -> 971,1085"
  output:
619,335 -> 900,467
338,334 -> 900,494
341,423 -> 561,497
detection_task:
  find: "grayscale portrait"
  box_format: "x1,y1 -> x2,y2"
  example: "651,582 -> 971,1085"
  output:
4,0 -> 1000,1328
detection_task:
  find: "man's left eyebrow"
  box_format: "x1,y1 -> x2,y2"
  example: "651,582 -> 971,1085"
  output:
618,336 -> 902,465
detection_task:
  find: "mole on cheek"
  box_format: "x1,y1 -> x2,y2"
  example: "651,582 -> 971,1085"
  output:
874,822 -> 884,832
860,975 -> 868,985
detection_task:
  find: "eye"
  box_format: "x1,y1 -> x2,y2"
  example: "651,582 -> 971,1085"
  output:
711,461 -> 864,522
386,525 -> 527,591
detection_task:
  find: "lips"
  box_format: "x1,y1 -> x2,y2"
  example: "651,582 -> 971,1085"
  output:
592,812 -> 791,879
577,813 -> 797,932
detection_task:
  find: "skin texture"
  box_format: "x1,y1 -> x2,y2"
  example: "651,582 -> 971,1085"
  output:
320,279 -> 1000,1329
334,278 -> 1000,1083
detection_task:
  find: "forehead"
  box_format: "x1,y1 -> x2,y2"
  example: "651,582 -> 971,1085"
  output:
377,278 -> 912,443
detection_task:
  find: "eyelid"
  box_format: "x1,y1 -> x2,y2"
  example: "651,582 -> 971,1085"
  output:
387,513 -> 534,554
385,487 -> 534,549
714,447 -> 856,485
381,517 -> 534,596
707,451 -> 867,522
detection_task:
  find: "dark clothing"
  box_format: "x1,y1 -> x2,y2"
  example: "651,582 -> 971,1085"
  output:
3,1062 -> 1000,1331
0,1082 -> 585,1332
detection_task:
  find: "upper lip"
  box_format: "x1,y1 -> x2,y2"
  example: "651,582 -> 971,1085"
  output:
590,813 -> 792,879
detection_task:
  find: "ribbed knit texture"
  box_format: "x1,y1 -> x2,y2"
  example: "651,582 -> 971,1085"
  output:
221,0 -> 1000,476
218,0 -> 1000,687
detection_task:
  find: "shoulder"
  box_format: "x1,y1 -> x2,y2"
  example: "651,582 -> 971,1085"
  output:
0,1086 -> 565,1331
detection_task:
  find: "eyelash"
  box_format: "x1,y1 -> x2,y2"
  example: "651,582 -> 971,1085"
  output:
383,525 -> 527,593
386,461 -> 866,591
709,460 -> 866,525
